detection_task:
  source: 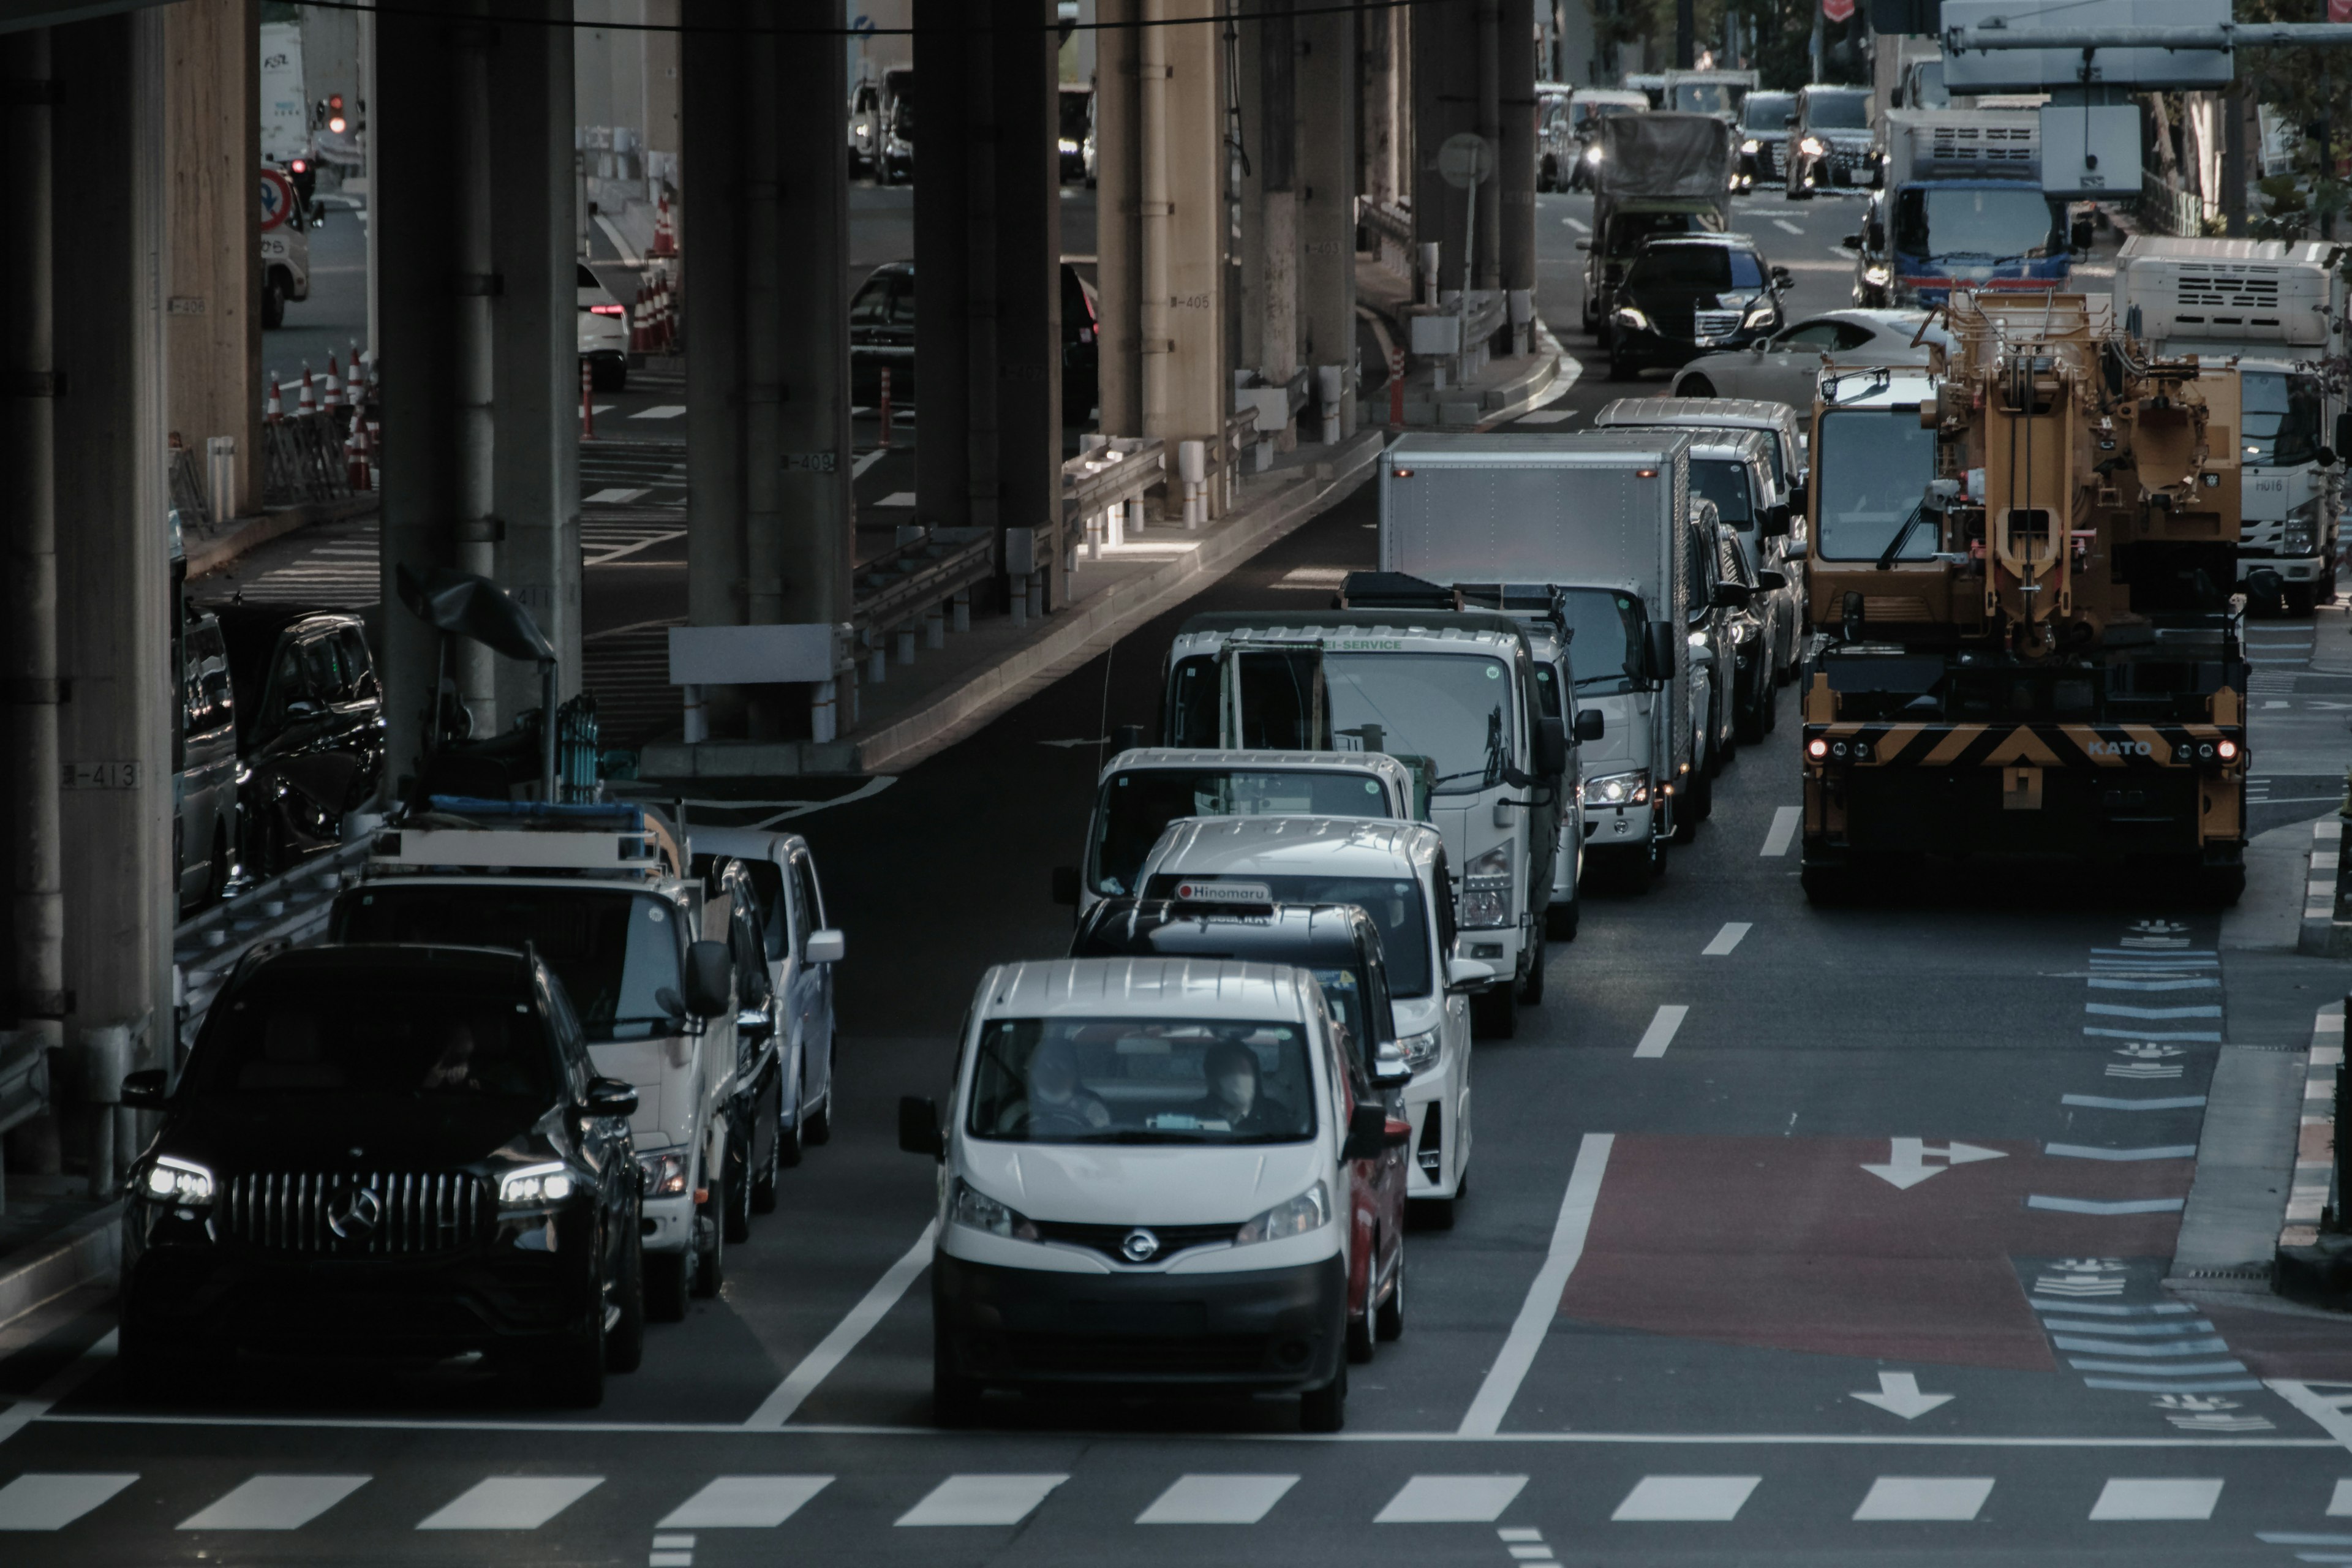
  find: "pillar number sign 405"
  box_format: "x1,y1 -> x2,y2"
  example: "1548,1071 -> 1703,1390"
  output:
62,761 -> 139,790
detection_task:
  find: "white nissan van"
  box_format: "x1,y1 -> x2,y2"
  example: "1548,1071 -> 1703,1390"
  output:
900,956 -> 1403,1431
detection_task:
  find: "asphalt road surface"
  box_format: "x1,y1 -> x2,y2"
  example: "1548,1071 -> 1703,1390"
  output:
23,184 -> 2352,1566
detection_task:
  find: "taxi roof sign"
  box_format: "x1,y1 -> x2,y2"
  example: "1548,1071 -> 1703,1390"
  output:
1170,880 -> 1275,907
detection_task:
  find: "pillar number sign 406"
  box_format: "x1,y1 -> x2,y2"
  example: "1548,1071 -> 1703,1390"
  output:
62,761 -> 139,790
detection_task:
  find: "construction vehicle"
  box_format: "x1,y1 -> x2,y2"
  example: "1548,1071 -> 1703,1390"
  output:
1799,292 -> 2249,902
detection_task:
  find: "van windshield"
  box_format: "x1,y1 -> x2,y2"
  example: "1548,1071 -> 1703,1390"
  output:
334,886 -> 685,1042
1090,768 -> 1398,897
1327,654 -> 1513,797
1146,872 -> 1433,997
967,1017 -> 1317,1144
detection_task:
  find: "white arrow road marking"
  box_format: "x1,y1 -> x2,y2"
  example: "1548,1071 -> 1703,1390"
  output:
1850,1371 -> 1956,1419
1861,1138 -> 2006,1189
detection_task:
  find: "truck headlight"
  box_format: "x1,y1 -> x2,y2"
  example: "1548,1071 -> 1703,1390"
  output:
1590,769 -> 1649,806
1864,264 -> 1892,287
2285,496 -> 2321,556
1613,306 -> 1651,334
1235,1182 -> 1330,1246
1741,137 -> 1760,153
499,1161 -> 575,1208
638,1150 -> 690,1198
143,1155 -> 216,1205
1397,1027 -> 1441,1072
951,1177 -> 1040,1242
1460,840 -> 1515,929
1801,135 -> 1825,157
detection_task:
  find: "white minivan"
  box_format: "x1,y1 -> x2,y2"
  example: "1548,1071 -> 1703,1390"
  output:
901,956 -> 1405,1431
1136,816 -> 1486,1223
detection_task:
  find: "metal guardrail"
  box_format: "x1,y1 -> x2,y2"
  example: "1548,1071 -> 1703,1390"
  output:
854,532 -> 997,638
1064,437 -> 1166,524
1359,197 -> 1415,279
262,413 -> 356,510
172,840 -> 369,1059
2139,171 -> 2209,238
0,1028 -> 52,1139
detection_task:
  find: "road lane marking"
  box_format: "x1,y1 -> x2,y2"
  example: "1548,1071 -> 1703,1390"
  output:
585,486 -> 649,504
2083,1027 -> 2220,1042
876,491 -> 918,507
1852,1477 -> 1993,1521
416,1477 -> 604,1530
2044,1144 -> 2199,1161
657,1477 -> 833,1528
1772,218 -> 1804,235
2335,1479 -> 2352,1515
1760,805 -> 1800,856
851,448 -> 889,479
629,404 -> 687,420
0,1474 -> 138,1531
2027,1196 -> 2188,1215
1137,1474 -> 1299,1524
585,529 -> 687,567
1563,216 -> 1590,232
1458,1134 -> 1613,1436
1702,923 -> 1751,956
1611,1476 -> 1760,1521
2030,1300 -> 2195,1315
2043,1317 -> 2214,1336
1633,1006 -> 1689,1058
2053,1335 -> 2230,1355
178,1475 -> 370,1530
1376,1474 -> 1528,1522
2062,1095 -> 2208,1111
2087,1477 -> 2223,1519
0,1327 -> 114,1450
896,1474 -> 1068,1526
744,1221 -> 938,1428
1514,409 -> 1577,424
2073,1357 -> 2248,1376
2086,977 -> 2218,990
2086,1003 -> 2222,1019
2272,1381 -> 2352,1452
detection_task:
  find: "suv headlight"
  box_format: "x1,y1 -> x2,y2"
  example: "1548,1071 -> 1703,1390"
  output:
1801,135 -> 1825,156
2285,496 -> 2321,556
499,1161 -> 575,1208
1235,1182 -> 1330,1246
1743,303 -> 1777,330
1460,840 -> 1515,929
1613,306 -> 1651,333
1397,1027 -> 1441,1072
142,1155 -> 215,1205
951,1177 -> 1040,1241
638,1150 -> 690,1199
1864,263 -> 1892,287
1590,769 -> 1649,806
1741,137 -> 1760,153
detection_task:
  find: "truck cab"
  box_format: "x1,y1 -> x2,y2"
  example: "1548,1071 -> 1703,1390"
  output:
1869,110 -> 2063,306
331,799 -> 741,1321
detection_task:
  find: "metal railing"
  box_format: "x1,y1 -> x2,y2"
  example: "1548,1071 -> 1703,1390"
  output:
262,413 -> 356,509
2139,170 -> 2209,238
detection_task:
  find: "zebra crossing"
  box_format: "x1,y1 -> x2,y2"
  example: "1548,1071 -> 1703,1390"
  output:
0,1464 -> 2336,1535
582,439 -> 688,506
213,518 -> 689,606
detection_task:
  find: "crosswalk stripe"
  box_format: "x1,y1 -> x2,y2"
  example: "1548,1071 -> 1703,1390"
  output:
657,1476 -> 832,1529
1852,1477 -> 1994,1521
415,1476 -> 604,1530
586,487 -> 649,503
178,1474 -> 370,1530
1136,1474 -> 1299,1525
630,404 -> 688,419
894,1474 -> 1068,1528
2027,1196 -> 2187,1215
0,1473 -> 139,1531
2087,1477 -> 2222,1520
1374,1474 -> 1529,1523
1611,1476 -> 1760,1522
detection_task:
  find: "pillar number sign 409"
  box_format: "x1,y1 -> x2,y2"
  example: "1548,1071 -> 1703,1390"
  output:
62,761 -> 139,790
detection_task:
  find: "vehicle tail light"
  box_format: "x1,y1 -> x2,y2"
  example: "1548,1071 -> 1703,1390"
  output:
589,303 -> 625,317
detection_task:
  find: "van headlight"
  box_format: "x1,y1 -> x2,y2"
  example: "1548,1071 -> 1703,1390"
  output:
1397,1027 -> 1441,1072
142,1155 -> 216,1205
1590,769 -> 1649,806
1460,840 -> 1515,928
499,1161 -> 575,1208
2285,496 -> 2321,556
951,1178 -> 1040,1242
1235,1182 -> 1331,1246
638,1150 -> 690,1198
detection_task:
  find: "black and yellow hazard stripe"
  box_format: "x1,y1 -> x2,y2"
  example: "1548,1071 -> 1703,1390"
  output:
1804,720 -> 2242,770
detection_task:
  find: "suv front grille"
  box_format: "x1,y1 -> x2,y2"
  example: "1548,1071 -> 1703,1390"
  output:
1694,309 -> 1743,339
223,1170 -> 489,1256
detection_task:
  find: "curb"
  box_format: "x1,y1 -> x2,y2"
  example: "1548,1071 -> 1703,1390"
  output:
0,1203 -> 120,1330
2274,1003 -> 2351,1303
186,494 -> 382,582
2298,816 -> 2346,957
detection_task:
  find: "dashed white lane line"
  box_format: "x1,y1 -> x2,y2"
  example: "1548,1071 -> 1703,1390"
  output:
1772,218 -> 1804,235
1852,1476 -> 1994,1521
1137,1474 -> 1300,1525
178,1474 -> 370,1530
0,1473 -> 139,1531
1702,922 -> 1751,956
1634,1005 -> 1690,1058
1515,409 -> 1577,424
851,448 -> 890,479
1611,1476 -> 1760,1521
415,1477 -> 604,1530
896,1475 -> 1068,1528
876,491 -> 918,506
1376,1474 -> 1529,1523
2086,1477 -> 2222,1520
628,404 -> 688,420
1761,805 -> 1801,856
657,1477 -> 833,1528
1457,1135 -> 1613,1438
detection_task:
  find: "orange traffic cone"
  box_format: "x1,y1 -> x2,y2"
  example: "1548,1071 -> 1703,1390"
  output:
322,352 -> 342,412
265,376 -> 282,423
296,364 -> 317,417
650,192 -> 677,258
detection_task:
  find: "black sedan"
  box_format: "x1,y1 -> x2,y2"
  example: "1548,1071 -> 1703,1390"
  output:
207,604 -> 386,879
119,944 -> 646,1406
1607,235 -> 1792,380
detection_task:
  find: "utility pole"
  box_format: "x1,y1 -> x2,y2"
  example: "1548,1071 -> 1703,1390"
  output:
1677,0 -> 1695,69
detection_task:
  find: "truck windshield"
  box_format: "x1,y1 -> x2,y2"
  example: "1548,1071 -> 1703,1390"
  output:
186,979 -> 560,1101
1145,873 -> 1434,995
1090,768 -> 1398,897
1325,654 -> 1514,798
335,886 -> 685,1043
967,1016 -> 1317,1144
2242,371 -> 2326,468
1742,92 -> 1792,132
1559,589 -> 1644,695
1892,186 -> 2056,262
1673,81 -> 1735,113
1692,458 -> 1756,529
1573,99 -> 1638,130
1805,91 -> 1869,130
1815,410 -> 1940,560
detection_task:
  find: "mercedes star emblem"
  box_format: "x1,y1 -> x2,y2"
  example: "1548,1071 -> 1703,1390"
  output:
1119,1227 -> 1161,1263
327,1183 -> 383,1238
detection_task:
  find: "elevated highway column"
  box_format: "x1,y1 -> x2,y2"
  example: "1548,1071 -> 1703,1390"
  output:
1296,1 -> 1356,437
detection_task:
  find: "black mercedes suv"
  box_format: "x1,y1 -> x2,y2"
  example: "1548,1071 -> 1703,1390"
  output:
1607,234 -> 1792,380
119,944 -> 646,1406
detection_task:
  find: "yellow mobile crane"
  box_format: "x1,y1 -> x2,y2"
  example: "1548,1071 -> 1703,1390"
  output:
1798,292 -> 2249,902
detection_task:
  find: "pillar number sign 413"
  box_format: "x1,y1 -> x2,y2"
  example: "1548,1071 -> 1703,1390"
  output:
62,761 -> 139,790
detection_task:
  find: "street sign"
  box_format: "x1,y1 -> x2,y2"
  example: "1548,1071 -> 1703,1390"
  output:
258,167 -> 294,232
1437,132 -> 1494,189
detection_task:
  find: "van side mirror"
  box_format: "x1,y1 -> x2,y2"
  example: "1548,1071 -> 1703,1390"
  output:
1534,715 -> 1569,777
1341,1102 -> 1393,1161
121,1068 -> 167,1110
805,929 -> 845,965
1446,956 -> 1496,993
683,939 -> 733,1019
1642,620 -> 1678,682
1050,865 -> 1080,906
1574,708 -> 1605,742
898,1095 -> 944,1158
1763,502 -> 1793,537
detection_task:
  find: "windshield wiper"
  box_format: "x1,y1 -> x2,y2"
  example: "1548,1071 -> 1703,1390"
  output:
1874,497 -> 1934,571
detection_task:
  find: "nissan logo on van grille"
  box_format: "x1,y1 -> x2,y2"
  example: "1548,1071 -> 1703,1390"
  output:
1120,1228 -> 1161,1263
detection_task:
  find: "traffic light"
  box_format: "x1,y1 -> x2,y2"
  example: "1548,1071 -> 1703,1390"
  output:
326,93 -> 345,135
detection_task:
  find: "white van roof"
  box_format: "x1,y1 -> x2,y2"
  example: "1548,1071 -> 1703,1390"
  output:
1144,815 -> 1444,883
979,957 -> 1314,1023
1096,748 -> 1414,792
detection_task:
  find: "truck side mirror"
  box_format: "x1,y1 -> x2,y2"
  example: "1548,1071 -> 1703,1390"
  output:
1574,708 -> 1605,742
1756,569 -> 1788,594
1763,502 -> 1793,537
1840,233 -> 1862,251
1642,620 -> 1678,682
1534,716 -> 1569,777
1712,581 -> 1754,611
1050,865 -> 1080,906
898,1095 -> 944,1158
683,939 -> 733,1019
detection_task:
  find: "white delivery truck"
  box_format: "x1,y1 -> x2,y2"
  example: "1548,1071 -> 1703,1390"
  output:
1379,431 -> 1706,888
331,800 -> 742,1321
1156,606 -> 1572,1039
2116,236 -> 2350,613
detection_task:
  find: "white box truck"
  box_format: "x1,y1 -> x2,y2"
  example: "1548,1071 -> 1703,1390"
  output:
2116,236 -> 2350,612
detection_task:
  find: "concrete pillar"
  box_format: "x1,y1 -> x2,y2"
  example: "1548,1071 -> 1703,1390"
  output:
683,0 -> 851,739
1412,3 -> 1472,295
1498,0 -> 1538,299
913,0 -> 971,533
1297,3 -> 1357,435
995,0 -> 1066,603
163,0 -> 262,520
1414,2 -> 1523,303
1261,1 -> 1298,451
1361,2 -> 1402,209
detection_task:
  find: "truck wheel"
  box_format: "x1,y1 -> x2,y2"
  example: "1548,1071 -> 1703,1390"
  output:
2285,582 -> 2317,616
646,1248 -> 689,1322
1469,985 -> 1516,1039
